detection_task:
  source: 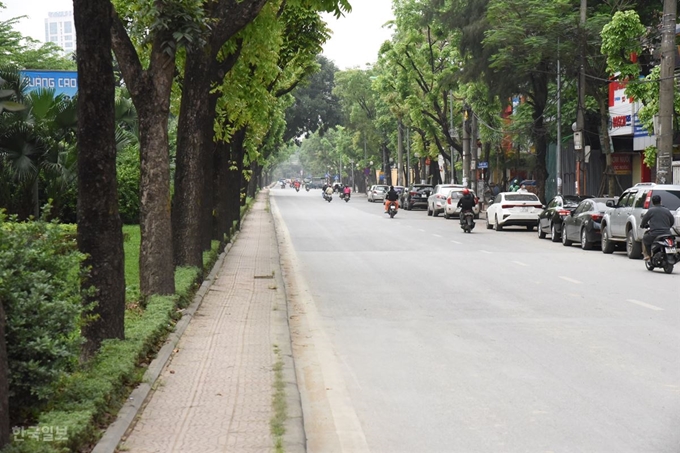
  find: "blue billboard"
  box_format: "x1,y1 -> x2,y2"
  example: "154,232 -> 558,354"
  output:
19,70 -> 78,98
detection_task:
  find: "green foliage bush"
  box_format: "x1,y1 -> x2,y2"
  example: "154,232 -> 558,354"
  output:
0,212 -> 87,424
117,145 -> 141,224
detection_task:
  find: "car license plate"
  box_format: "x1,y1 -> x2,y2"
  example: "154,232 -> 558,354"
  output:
520,206 -> 528,212
666,247 -> 677,254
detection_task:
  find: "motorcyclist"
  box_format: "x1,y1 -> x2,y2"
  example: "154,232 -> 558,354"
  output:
324,185 -> 334,199
457,188 -> 477,224
384,186 -> 400,213
343,185 -> 351,199
640,194 -> 676,260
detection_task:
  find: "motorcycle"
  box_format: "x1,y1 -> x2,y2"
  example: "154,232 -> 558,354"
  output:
305,184 -> 310,192
340,193 -> 350,202
295,185 -> 300,192
645,233 -> 678,274
387,201 -> 398,218
323,192 -> 333,203
460,211 -> 475,233
280,182 -> 285,189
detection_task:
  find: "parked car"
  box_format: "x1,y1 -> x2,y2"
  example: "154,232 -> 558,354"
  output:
427,184 -> 465,217
537,195 -> 592,242
485,192 -> 543,231
443,189 -> 480,219
561,198 -> 617,250
401,184 -> 433,210
600,183 -> 680,258
367,185 -> 389,202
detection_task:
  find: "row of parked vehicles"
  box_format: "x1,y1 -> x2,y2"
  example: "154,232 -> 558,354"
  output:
367,181 -> 680,266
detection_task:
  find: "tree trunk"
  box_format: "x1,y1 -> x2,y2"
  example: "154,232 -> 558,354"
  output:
173,50 -> 211,269
137,102 -> 175,297
533,115 -> 548,203
111,12 -> 175,298
247,161 -> 259,199
213,140 -> 231,243
201,140 -> 216,252
75,0 -> 126,357
226,129 -> 247,231
0,302 -> 9,449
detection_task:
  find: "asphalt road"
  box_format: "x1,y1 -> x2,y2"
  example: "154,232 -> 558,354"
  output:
270,187 -> 680,453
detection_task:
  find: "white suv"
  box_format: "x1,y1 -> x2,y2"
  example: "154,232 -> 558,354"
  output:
600,183 -> 680,258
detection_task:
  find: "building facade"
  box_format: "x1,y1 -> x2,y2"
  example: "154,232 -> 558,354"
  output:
44,11 -> 76,55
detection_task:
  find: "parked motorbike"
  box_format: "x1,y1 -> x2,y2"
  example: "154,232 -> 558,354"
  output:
460,211 -> 475,233
645,233 -> 678,274
387,201 -> 398,218
323,192 -> 333,203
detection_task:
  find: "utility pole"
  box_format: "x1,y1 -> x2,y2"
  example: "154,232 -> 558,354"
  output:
449,91 -> 455,184
556,37 -> 562,195
462,105 -> 471,186
471,112 -> 478,193
656,0 -> 677,184
575,0 -> 587,195
397,120 -> 404,186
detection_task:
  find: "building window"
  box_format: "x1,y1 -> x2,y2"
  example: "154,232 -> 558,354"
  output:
64,35 -> 72,41
50,36 -> 58,43
64,21 -> 72,33
49,22 -> 57,34
65,42 -> 73,48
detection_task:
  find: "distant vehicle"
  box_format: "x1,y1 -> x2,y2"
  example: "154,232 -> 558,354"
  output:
537,195 -> 592,242
367,185 -> 389,202
600,183 -> 680,258
401,184 -> 432,210
561,198 -> 616,250
485,192 -> 543,231
427,184 -> 465,217
443,188 -> 480,219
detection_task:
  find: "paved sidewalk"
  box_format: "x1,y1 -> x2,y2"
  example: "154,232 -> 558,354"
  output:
118,191 -> 302,453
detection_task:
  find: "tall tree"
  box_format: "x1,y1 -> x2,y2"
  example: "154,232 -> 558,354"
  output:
483,0 -> 577,201
0,298 -> 7,449
110,0 -> 205,297
172,0 -> 350,269
74,0 -> 125,357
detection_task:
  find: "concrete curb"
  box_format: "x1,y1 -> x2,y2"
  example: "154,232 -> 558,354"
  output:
92,230 -> 242,453
267,192 -> 307,453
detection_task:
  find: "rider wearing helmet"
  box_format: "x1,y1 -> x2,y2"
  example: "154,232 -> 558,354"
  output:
456,188 -> 477,212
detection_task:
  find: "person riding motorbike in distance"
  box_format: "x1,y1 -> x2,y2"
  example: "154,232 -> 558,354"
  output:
324,184 -> 334,198
457,188 -> 477,222
343,184 -> 351,199
640,194 -> 676,260
384,186 -> 400,213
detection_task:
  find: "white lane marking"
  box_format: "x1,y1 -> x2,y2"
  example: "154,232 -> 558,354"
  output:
451,240 -> 462,244
418,229 -> 426,232
627,299 -> 664,311
433,234 -> 442,238
559,276 -> 582,284
512,261 -> 529,267
480,250 -> 492,254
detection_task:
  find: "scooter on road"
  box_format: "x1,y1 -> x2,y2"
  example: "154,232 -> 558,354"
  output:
645,232 -> 678,274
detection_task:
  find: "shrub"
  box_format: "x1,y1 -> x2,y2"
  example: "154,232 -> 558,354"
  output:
0,212 -> 87,424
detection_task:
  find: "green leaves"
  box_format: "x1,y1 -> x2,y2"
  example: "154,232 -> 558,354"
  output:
600,10 -> 646,78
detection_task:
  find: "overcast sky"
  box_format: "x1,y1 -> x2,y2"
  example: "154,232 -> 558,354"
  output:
0,0 -> 394,70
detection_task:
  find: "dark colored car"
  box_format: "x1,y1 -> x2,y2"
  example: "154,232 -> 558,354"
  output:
561,198 -> 617,250
402,184 -> 433,210
537,195 -> 592,242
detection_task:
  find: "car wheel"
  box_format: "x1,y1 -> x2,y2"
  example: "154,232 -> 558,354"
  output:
494,216 -> 503,231
550,223 -> 560,242
562,228 -> 573,246
433,209 -> 439,217
537,222 -> 546,239
601,227 -> 615,254
580,228 -> 593,250
444,212 -> 450,219
486,216 -> 493,230
427,205 -> 433,216
626,229 -> 642,259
